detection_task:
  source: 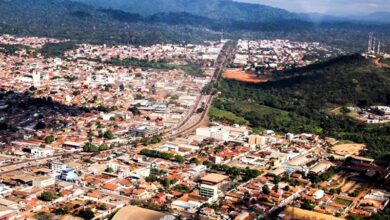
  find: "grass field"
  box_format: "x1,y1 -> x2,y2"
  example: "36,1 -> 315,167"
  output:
209,106 -> 248,125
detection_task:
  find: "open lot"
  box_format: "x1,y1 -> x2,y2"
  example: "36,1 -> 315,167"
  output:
331,144 -> 366,156
223,68 -> 270,83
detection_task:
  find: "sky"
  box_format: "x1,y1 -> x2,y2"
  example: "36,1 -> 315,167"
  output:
236,0 -> 390,16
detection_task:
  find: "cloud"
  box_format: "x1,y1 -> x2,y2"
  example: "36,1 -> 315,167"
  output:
235,0 -> 390,16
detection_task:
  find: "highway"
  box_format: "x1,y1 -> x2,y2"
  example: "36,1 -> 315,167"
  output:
163,40 -> 237,140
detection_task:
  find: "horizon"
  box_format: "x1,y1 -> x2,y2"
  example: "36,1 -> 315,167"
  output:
235,0 -> 390,16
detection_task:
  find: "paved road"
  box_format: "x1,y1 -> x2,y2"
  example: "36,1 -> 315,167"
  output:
163,40 -> 237,140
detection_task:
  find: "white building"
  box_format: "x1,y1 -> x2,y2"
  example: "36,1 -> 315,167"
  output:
199,184 -> 218,201
196,126 -> 229,141
31,148 -> 54,158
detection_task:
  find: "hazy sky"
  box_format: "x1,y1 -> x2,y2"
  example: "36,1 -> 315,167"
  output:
236,0 -> 390,16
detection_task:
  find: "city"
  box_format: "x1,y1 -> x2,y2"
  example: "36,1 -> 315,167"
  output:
0,32 -> 389,220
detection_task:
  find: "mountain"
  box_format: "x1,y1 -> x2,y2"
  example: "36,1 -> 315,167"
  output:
357,11 -> 390,24
0,0 -> 389,51
0,0 -> 223,44
73,0 -> 298,22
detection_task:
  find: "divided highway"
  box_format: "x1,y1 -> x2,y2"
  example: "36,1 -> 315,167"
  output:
163,40 -> 237,140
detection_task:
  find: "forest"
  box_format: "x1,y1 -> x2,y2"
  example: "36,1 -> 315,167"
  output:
0,0 -> 390,51
212,55 -> 390,160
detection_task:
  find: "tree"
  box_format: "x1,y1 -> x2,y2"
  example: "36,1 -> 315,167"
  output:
99,143 -> 109,151
76,208 -> 95,220
103,130 -> 114,140
301,201 -> 314,210
161,178 -> 171,190
97,204 -> 107,210
34,212 -> 51,220
44,135 -> 55,144
174,155 -> 185,163
83,142 -> 99,152
262,185 -> 270,195
190,157 -> 201,165
340,106 -> 351,114
54,207 -> 69,215
38,191 -> 55,201
105,167 -> 114,173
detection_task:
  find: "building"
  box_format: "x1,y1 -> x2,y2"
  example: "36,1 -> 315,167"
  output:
60,168 -> 78,182
196,126 -> 229,141
199,184 -> 219,200
199,173 -> 229,201
51,162 -> 67,173
0,207 -> 17,220
32,176 -> 56,188
30,147 -> 54,158
171,194 -> 208,213
112,206 -> 174,220
248,135 -> 266,146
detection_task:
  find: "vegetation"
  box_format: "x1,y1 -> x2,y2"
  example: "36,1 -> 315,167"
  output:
214,55 -> 390,160
83,142 -> 112,152
0,44 -> 30,55
104,167 -> 114,173
208,106 -> 248,125
109,58 -> 205,77
37,41 -> 78,58
140,149 -> 185,163
34,212 -> 52,220
76,208 -> 95,220
44,135 -> 55,144
203,161 -> 262,181
38,191 -> 56,201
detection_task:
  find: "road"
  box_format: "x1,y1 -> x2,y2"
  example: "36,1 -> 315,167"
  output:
163,40 -> 237,140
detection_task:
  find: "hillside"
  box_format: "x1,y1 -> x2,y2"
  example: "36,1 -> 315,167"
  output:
0,0 -> 221,44
73,0 -> 297,22
214,55 -> 390,160
0,0 -> 389,51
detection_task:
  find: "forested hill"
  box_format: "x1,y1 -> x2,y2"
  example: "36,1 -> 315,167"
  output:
256,55 -> 390,109
0,0 -> 222,44
213,55 -> 390,160
73,0 -> 297,22
0,0 -> 389,50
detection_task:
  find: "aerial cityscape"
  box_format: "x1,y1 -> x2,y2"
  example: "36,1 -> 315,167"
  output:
0,0 -> 389,220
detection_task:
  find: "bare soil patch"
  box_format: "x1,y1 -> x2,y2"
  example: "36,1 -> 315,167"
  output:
223,68 -> 270,83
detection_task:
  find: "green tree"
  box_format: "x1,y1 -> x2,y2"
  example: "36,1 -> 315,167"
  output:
103,130 -> 115,140
38,191 -> 55,201
105,167 -> 114,173
262,185 -> 270,195
76,208 -> 95,220
34,212 -> 51,220
189,157 -> 201,165
44,135 -> 55,144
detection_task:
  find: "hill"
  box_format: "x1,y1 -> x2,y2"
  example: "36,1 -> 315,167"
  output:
356,11 -> 390,24
0,0 -> 389,51
73,0 -> 298,22
214,55 -> 390,160
0,0 -> 221,44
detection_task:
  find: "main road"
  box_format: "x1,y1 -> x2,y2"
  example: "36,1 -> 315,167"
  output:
163,40 -> 237,140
